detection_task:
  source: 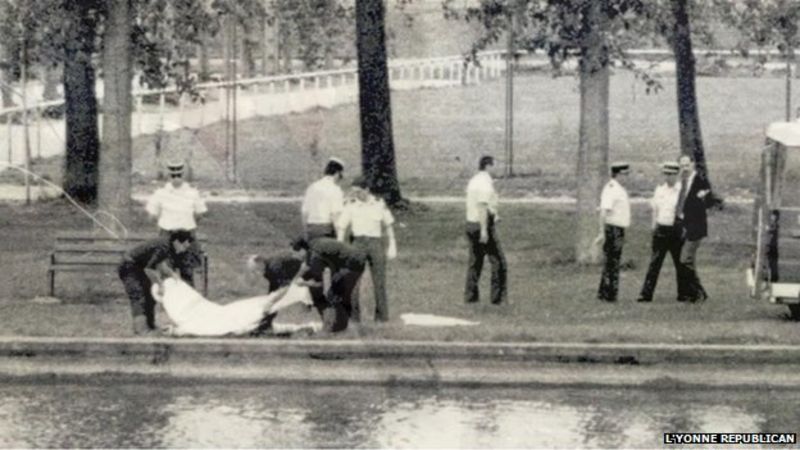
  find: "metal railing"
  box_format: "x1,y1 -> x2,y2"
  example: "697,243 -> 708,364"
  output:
0,50 -> 507,169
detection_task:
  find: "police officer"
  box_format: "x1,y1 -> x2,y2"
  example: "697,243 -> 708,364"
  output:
145,161 -> 207,286
118,230 -> 194,335
337,176 -> 398,322
293,237 -> 367,333
597,162 -> 631,303
301,157 -> 345,241
637,162 -> 683,303
464,155 -> 507,305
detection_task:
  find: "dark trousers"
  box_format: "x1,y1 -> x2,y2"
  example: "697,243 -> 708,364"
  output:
598,225 -> 625,301
679,239 -> 707,300
305,223 -> 336,315
118,262 -> 156,329
159,229 -> 200,286
639,225 -> 683,301
464,218 -> 507,304
351,236 -> 389,322
322,266 -> 364,332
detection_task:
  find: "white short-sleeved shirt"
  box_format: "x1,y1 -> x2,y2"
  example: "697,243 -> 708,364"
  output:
339,195 -> 395,238
145,182 -> 207,231
651,182 -> 680,226
302,176 -> 344,225
600,179 -> 630,228
465,171 -> 498,222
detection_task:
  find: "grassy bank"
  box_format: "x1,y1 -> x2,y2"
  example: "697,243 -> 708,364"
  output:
2,198 -> 800,344
4,71 -> 789,199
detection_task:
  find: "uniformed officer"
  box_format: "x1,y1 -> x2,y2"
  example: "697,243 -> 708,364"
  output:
637,162 -> 683,303
145,161 -> 207,286
337,176 -> 398,322
464,155 -> 507,305
117,230 -> 194,335
597,162 -> 631,303
293,237 -> 367,333
301,157 -> 345,241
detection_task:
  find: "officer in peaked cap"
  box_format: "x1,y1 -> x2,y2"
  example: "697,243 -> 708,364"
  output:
637,161 -> 684,303
597,161 -> 631,302
145,160 -> 208,287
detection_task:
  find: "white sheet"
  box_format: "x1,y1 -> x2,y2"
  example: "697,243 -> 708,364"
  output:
153,278 -> 312,336
400,313 -> 479,327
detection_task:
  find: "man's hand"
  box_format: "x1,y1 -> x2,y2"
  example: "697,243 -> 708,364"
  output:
479,229 -> 489,244
387,241 -> 397,260
594,233 -> 605,247
295,278 -> 322,288
697,189 -> 710,199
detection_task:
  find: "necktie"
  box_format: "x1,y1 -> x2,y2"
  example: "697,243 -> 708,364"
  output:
676,175 -> 688,220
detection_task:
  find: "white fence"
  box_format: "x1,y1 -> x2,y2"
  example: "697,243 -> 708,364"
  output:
0,51 -> 506,167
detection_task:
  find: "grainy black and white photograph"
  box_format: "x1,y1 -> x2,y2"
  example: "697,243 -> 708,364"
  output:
1,0 -> 800,448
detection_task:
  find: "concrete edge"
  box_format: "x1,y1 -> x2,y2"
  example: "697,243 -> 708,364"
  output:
2,337 -> 800,364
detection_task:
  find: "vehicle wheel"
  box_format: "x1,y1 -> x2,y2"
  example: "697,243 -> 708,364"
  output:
789,305 -> 800,321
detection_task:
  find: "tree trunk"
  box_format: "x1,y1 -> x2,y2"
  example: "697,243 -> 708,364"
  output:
98,0 -> 133,230
355,0 -> 403,206
260,13 -> 270,75
62,0 -> 100,205
0,43 -> 15,108
575,0 -> 610,264
241,19 -> 257,79
323,0 -> 335,70
42,63 -> 61,101
671,0 -> 710,183
198,35 -> 210,82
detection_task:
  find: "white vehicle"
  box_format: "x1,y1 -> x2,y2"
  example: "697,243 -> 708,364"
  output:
748,120 -> 800,320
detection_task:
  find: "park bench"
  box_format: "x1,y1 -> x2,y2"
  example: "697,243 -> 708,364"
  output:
48,231 -> 209,297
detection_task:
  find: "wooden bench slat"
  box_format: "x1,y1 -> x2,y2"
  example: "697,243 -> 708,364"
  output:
55,244 -> 130,252
49,232 -> 209,297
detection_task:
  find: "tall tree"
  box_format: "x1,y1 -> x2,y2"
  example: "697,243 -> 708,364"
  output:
670,0 -> 708,181
355,0 -> 403,206
62,0 -> 101,204
98,0 -> 134,227
575,0 -> 612,264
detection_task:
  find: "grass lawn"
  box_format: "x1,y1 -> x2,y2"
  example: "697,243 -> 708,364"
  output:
2,198 -> 800,344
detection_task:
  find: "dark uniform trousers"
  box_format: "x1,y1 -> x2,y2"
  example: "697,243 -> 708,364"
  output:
159,229 -> 200,286
464,216 -> 507,304
317,264 -> 364,332
598,224 -> 625,301
351,236 -> 389,322
639,224 -> 683,301
679,238 -> 707,301
305,223 -> 336,317
118,262 -> 157,329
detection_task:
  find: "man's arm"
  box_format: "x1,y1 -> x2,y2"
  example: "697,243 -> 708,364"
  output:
476,202 -> 489,244
385,224 -> 397,259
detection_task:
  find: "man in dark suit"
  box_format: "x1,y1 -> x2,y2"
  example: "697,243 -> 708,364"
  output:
676,154 -> 712,303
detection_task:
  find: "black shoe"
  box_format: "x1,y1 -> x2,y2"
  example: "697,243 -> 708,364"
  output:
690,293 -> 708,303
676,297 -> 688,302
636,297 -> 652,303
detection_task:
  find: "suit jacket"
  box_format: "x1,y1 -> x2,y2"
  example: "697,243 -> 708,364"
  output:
680,173 -> 711,241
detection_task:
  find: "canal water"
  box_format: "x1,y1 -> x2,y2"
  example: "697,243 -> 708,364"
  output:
0,382 -> 797,448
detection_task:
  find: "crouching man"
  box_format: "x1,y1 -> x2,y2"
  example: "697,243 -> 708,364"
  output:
246,248 -> 308,335
117,230 -> 194,335
292,236 -> 366,333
